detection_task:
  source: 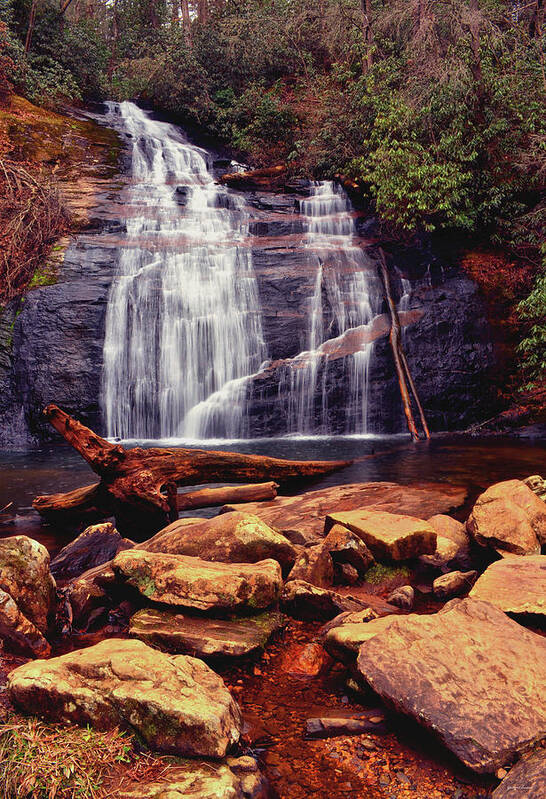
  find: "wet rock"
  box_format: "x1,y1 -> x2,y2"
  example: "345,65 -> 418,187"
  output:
469,555 -> 546,619
8,638 -> 242,757
421,514 -> 472,569
491,747 -> 546,799
467,480 -> 546,555
322,612 -> 400,665
224,482 -> 467,538
0,535 -> 56,633
51,522 -> 133,581
286,543 -> 334,587
279,642 -> 332,678
324,510 -> 436,562
338,563 -> 360,585
305,715 -> 388,739
139,512 -> 296,575
129,608 -> 284,658
432,570 -> 478,600
0,587 -> 50,658
387,585 -> 414,610
280,579 -> 372,620
113,550 -> 282,613
356,598 -> 546,773
323,524 -> 374,574
119,756 -> 269,799
523,474 -> 546,502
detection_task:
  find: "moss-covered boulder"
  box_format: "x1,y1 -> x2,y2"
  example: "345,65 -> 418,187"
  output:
0,535 -> 55,633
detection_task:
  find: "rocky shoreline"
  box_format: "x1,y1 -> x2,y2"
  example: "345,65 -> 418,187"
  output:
1,474 -> 545,797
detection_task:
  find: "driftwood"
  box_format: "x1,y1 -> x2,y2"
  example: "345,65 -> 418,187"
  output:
33,405 -> 351,535
177,482 -> 279,511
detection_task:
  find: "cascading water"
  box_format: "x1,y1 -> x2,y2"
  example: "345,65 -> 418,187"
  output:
279,181 -> 383,434
101,102 -> 266,439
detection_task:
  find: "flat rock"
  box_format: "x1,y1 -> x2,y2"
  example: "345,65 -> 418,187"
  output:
119,756 -> 269,799
51,523 -> 133,581
280,579 -> 376,620
322,612 -> 400,664
8,638 -> 242,758
113,550 -> 282,613
470,555 -> 546,618
433,570 -> 478,600
0,587 -> 50,658
356,598 -> 546,773
324,510 -> 436,562
0,535 -> 56,633
140,512 -> 296,574
130,608 -> 284,658
286,543 -> 333,587
222,482 -> 467,537
467,480 -> 546,555
491,747 -> 546,799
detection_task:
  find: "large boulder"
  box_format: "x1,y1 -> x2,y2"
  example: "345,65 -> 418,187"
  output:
51,523 -> 133,581
222,481 -> 467,537
130,608 -> 284,659
8,638 -> 242,757
324,510 -> 436,562
0,588 -> 50,658
491,747 -> 545,799
0,535 -> 55,633
356,598 -> 546,773
112,550 -> 282,613
140,512 -> 296,575
469,555 -> 546,619
467,480 -> 546,555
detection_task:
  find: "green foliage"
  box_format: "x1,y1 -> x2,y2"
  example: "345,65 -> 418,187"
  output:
517,263 -> 546,389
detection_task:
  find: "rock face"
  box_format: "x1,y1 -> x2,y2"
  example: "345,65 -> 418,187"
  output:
0,535 -> 55,632
432,570 -> 478,600
8,638 -> 242,757
470,556 -> 546,618
324,510 -> 436,561
491,747 -> 546,799
140,512 -> 296,574
467,480 -> 546,555
112,550 -> 282,613
130,608 -> 284,658
224,482 -> 467,538
0,588 -> 51,658
51,522 -> 133,581
356,598 -> 546,773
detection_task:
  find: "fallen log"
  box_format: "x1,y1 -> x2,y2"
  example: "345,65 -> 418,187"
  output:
177,482 -> 279,511
33,483 -> 106,527
33,405 -> 351,535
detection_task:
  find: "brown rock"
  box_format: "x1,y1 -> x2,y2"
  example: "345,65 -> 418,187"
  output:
222,481 -> 467,538
432,570 -> 478,600
140,512 -> 296,575
338,563 -> 360,585
356,598 -> 546,773
523,474 -> 546,501
323,524 -> 374,573
0,588 -> 50,658
322,612 -> 399,665
113,550 -> 282,613
8,638 -> 242,757
387,585 -> 414,610
280,579 -> 374,620
130,608 -> 284,658
51,523 -> 133,581
0,535 -> 55,633
324,510 -> 436,562
470,555 -> 546,618
491,747 -> 546,799
286,543 -> 334,587
279,642 -> 332,678
421,515 -> 472,569
66,562 -> 117,629
467,480 -> 546,555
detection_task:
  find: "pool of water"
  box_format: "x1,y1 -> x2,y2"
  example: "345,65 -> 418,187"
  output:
1,433 -> 544,551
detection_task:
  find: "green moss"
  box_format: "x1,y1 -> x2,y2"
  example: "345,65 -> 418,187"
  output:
137,575 -> 157,598
363,563 -> 411,586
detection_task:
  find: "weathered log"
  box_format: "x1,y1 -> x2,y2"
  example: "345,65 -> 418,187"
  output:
177,482 -> 279,511
220,165 -> 287,190
33,405 -> 351,535
33,482 -> 108,527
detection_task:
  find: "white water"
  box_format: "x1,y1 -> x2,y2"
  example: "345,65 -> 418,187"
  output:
280,182 -> 383,434
101,102 -> 265,439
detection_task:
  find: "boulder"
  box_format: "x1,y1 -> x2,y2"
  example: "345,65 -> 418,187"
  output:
280,580 -> 374,620
356,598 -> 546,773
0,587 -> 50,658
112,550 -> 282,613
491,747 -> 546,799
130,608 -> 284,659
469,555 -> 546,618
523,474 -> 546,502
279,642 -> 332,678
0,535 -> 56,633
286,544 -> 333,587
51,523 -> 133,581
324,510 -> 436,562
323,524 -> 374,574
222,481 -> 467,537
118,756 -> 269,799
322,612 -> 400,665
432,570 -> 478,600
8,638 -> 242,758
140,512 -> 296,575
421,514 -> 471,569
467,480 -> 546,555
387,585 -> 414,610
66,562 -> 118,629
338,563 -> 360,585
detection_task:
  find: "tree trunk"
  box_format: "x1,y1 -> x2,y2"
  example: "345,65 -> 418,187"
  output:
198,0 -> 208,24
177,482 -> 279,511
33,405 -> 351,535
25,0 -> 38,53
467,0 -> 485,122
181,0 -> 191,42
360,0 -> 374,72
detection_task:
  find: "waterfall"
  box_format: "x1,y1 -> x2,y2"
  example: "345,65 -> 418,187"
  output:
279,182 -> 383,434
101,102 -> 265,439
